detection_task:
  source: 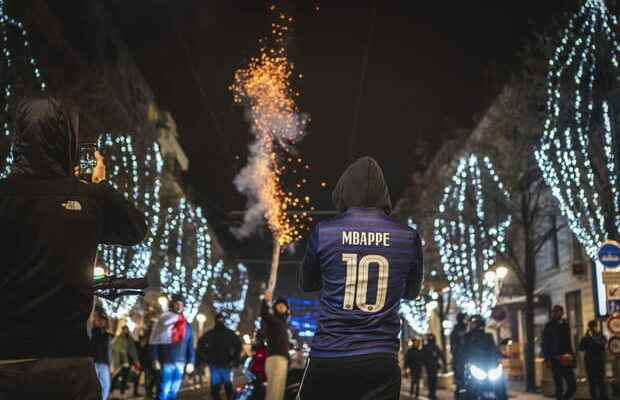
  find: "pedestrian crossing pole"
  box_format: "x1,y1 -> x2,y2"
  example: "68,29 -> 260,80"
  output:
267,240 -> 281,293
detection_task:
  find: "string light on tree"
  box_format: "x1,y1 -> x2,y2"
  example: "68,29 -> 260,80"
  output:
0,0 -> 46,178
434,154 -> 511,317
97,134 -> 163,318
400,288 -> 437,335
536,0 -> 620,257
210,261 -> 249,329
159,198 -> 212,322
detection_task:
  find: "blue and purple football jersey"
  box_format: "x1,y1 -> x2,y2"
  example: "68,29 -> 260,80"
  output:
300,207 -> 423,358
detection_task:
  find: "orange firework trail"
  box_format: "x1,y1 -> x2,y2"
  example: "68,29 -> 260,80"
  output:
231,4 -> 311,247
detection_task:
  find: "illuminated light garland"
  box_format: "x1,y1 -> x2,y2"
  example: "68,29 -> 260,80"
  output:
434,154 -> 511,317
97,134 -> 163,318
536,0 -> 620,258
230,4 -> 311,246
210,261 -> 249,329
400,289 -> 438,335
159,198 -> 212,322
0,0 -> 46,178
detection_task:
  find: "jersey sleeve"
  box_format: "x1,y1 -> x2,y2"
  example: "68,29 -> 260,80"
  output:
403,231 -> 424,300
299,225 -> 322,292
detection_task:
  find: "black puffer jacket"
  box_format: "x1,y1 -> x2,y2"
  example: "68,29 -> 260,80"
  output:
197,322 -> 242,368
0,95 -> 147,360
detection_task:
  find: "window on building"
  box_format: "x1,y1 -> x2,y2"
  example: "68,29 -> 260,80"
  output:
572,234 -> 587,277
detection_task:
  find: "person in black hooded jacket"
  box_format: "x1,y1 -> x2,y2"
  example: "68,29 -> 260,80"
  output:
0,95 -> 147,400
297,156 -> 424,400
197,313 -> 242,400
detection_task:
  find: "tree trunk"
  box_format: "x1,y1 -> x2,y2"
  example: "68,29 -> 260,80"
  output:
524,284 -> 537,392
438,293 -> 449,373
524,229 -> 538,392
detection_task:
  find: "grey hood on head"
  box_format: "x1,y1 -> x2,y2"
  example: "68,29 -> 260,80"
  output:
332,156 -> 392,214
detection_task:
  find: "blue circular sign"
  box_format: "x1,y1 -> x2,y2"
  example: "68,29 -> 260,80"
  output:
598,241 -> 620,268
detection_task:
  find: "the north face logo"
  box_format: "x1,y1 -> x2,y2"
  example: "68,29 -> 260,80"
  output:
62,200 -> 82,211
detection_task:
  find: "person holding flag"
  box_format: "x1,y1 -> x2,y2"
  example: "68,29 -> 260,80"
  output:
149,294 -> 195,400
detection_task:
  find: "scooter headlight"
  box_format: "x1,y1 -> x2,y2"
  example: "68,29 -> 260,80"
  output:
488,364 -> 503,381
470,364 -> 487,380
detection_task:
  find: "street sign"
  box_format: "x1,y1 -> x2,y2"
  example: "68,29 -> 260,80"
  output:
608,285 -> 620,300
610,336 -> 620,355
598,241 -> 620,268
609,314 -> 620,334
603,270 -> 620,285
609,301 -> 620,315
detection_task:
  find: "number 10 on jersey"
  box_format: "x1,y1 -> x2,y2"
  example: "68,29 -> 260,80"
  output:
342,253 -> 389,313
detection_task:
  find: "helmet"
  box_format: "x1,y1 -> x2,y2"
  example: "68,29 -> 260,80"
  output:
469,314 -> 486,329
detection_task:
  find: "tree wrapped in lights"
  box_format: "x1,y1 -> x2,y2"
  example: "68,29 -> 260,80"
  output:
0,0 -> 46,178
97,134 -> 163,318
159,198 -> 212,322
400,288 -> 438,335
536,0 -> 620,258
209,261 -> 249,330
434,154 -> 511,317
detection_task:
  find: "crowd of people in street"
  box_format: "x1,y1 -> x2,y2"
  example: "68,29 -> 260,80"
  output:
88,291 -> 297,400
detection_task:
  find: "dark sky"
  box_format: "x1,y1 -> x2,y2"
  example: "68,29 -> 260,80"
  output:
105,0 -> 564,259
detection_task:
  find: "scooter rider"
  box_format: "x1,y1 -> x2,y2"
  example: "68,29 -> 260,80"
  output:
451,312 -> 469,398
464,315 -> 507,400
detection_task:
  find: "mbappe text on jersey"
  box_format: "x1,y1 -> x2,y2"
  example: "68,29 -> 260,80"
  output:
342,231 -> 390,247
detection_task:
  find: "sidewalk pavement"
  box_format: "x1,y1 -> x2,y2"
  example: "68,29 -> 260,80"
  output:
120,378 -> 548,399
400,377 -> 547,400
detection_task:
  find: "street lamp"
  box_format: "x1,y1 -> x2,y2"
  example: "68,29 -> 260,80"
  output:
496,266 -> 509,280
242,334 -> 251,345
94,266 -> 105,278
158,295 -> 169,311
196,313 -> 206,335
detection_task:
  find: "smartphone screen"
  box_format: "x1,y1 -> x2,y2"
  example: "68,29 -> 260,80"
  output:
79,142 -> 97,181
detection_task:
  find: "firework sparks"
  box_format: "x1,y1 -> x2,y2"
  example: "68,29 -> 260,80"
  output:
230,4 -> 310,247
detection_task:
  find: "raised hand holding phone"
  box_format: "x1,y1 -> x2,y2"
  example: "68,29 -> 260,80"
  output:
91,151 -> 106,183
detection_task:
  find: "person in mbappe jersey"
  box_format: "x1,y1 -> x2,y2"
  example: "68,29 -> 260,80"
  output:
297,156 -> 424,400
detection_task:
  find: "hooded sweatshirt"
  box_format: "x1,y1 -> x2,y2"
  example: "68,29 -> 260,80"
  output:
0,95 -> 147,360
299,157 -> 423,358
197,321 -> 242,367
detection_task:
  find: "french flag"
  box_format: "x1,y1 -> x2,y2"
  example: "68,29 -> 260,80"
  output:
149,311 -> 187,345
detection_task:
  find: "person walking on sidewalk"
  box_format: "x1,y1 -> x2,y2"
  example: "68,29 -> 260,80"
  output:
579,320 -> 608,400
134,332 -> 152,398
405,338 -> 424,399
197,313 -> 242,400
422,334 -> 445,400
149,294 -> 196,400
542,305 -> 577,400
450,312 -> 468,399
261,292 -> 291,400
91,313 -> 113,400
112,325 -> 139,398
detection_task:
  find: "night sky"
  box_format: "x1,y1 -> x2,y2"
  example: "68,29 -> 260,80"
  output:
105,0 -> 564,259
